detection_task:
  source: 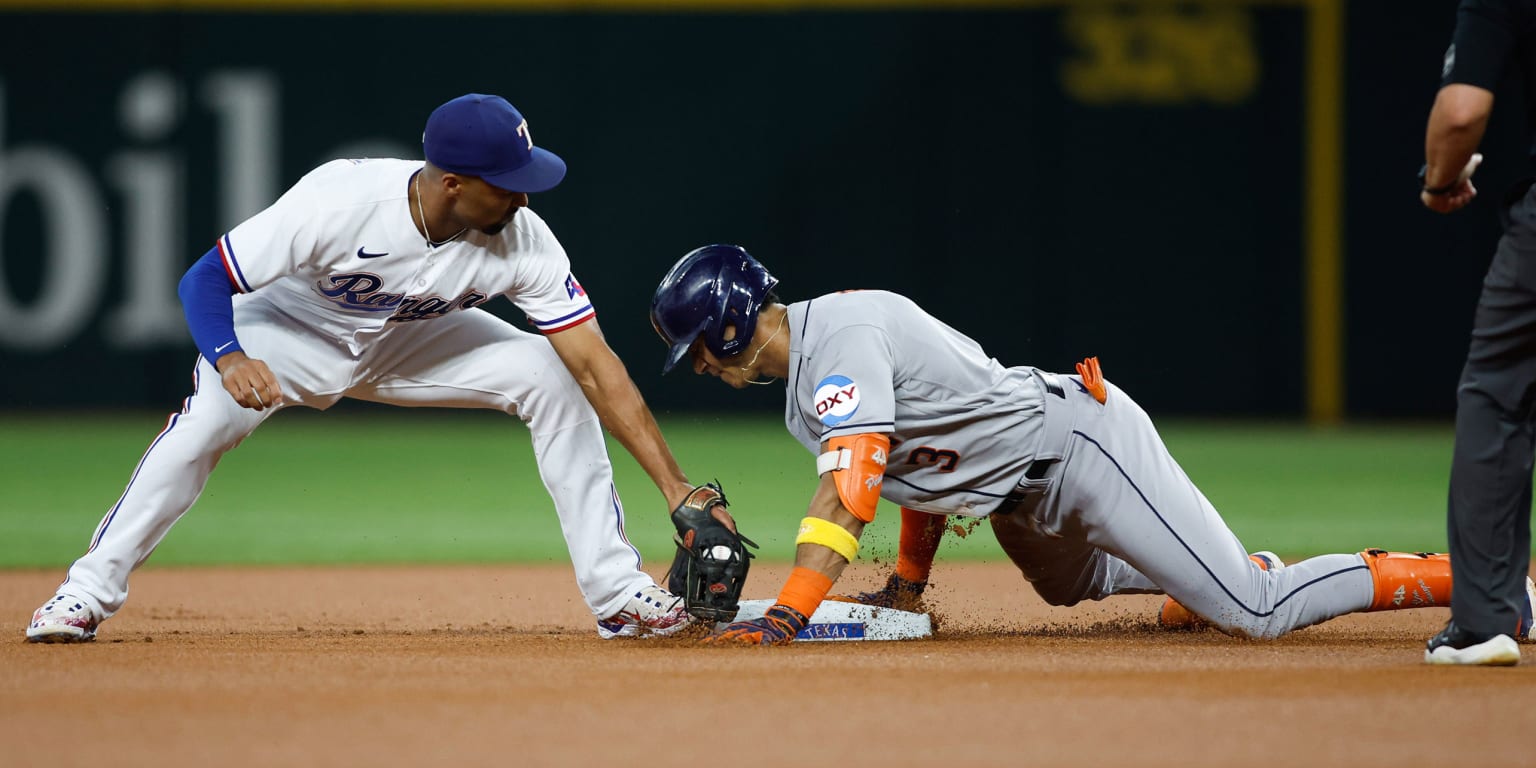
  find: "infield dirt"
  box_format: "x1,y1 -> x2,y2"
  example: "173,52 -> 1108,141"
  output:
2,562 -> 1530,767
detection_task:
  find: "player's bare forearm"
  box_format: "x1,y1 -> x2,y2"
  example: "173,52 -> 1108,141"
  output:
1422,84 -> 1494,213
214,351 -> 282,411
546,320 -> 695,509
793,476 -> 868,584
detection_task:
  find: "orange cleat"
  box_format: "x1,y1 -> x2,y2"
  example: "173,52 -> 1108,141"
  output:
1157,552 -> 1282,630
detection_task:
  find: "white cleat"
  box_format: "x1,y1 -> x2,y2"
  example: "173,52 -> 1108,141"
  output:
1249,551 -> 1283,571
26,595 -> 99,644
595,584 -> 693,639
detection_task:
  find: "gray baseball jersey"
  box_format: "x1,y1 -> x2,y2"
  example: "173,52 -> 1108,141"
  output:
782,289 -> 1381,640
783,290 -> 1045,517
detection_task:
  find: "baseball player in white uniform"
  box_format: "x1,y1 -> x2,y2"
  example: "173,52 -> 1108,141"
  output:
649,245 -> 1534,646
26,94 -> 726,643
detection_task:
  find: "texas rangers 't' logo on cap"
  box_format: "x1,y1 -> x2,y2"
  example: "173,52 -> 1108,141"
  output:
422,93 -> 567,194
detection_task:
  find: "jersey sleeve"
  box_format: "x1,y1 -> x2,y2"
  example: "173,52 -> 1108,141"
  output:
217,165 -> 333,293
1443,0 -> 1524,89
178,247 -> 242,363
503,211 -> 596,333
800,324 -> 897,442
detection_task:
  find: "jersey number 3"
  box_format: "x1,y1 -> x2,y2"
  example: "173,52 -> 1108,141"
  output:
906,446 -> 960,472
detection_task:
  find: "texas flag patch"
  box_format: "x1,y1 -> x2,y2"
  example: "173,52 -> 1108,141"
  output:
813,375 -> 860,426
565,274 -> 586,299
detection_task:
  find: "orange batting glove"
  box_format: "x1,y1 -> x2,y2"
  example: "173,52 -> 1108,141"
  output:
1075,356 -> 1107,405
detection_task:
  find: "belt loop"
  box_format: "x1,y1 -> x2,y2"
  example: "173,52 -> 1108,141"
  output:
1029,367 -> 1077,467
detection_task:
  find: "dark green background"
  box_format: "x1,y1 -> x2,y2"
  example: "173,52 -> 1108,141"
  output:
0,2 -> 1520,419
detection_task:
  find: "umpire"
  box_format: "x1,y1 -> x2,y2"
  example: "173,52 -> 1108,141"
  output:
1420,0 -> 1536,666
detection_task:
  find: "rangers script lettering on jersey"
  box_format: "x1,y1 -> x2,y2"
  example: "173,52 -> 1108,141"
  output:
217,158 -> 594,353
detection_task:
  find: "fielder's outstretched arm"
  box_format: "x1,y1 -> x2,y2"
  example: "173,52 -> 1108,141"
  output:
546,318 -> 714,516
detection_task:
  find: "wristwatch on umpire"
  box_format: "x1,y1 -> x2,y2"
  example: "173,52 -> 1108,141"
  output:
1418,163 -> 1458,196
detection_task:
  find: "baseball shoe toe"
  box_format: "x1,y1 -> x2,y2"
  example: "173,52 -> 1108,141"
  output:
1158,552 -> 1282,630
596,584 -> 692,640
26,595 -> 99,644
1425,621 -> 1520,666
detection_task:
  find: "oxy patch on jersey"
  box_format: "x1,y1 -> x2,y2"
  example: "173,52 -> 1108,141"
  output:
812,375 -> 861,427
316,272 -> 489,322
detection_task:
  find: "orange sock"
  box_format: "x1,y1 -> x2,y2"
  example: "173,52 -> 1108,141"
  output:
894,507 -> 945,584
1360,549 -> 1451,611
776,566 -> 834,619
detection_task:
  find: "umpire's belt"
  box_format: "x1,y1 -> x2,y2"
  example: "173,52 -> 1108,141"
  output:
995,370 -> 1077,513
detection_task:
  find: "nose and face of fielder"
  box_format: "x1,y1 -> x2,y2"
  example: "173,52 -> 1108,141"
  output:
441,173 -> 530,236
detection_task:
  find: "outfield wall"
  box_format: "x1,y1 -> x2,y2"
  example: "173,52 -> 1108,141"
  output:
0,2 -> 1514,418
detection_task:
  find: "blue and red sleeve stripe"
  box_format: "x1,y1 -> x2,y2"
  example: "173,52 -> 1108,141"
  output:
531,305 -> 596,334
217,234 -> 253,294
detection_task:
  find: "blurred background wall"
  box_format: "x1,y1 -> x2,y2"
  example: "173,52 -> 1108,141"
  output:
0,0 -> 1519,419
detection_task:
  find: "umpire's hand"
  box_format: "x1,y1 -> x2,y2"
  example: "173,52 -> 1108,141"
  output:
216,351 -> 284,411
1421,152 -> 1482,214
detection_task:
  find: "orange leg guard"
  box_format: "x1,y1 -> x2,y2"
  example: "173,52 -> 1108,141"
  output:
1360,549 -> 1452,611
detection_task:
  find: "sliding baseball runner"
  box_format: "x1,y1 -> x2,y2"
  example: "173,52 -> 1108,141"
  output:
646,244 -> 1516,645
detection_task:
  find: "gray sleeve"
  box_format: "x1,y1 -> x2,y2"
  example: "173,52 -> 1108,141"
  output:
798,324 -> 897,442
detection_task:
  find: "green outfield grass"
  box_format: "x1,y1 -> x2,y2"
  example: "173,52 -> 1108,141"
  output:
0,409 -> 1474,571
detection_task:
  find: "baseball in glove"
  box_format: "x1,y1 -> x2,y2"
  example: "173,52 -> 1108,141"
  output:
665,481 -> 757,622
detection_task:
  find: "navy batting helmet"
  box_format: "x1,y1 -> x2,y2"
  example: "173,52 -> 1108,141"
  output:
651,244 -> 778,373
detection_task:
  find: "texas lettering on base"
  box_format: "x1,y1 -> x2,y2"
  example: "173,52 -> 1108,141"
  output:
726,599 -> 931,642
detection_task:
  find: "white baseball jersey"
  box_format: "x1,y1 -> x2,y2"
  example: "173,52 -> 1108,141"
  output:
50,158 -> 665,627
217,158 -> 594,353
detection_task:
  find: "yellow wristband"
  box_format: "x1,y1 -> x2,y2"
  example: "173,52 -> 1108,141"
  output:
795,516 -> 860,562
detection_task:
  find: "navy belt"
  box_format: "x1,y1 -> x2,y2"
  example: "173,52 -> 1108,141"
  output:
1037,372 -> 1066,399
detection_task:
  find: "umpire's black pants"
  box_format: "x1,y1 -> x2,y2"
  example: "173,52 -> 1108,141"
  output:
1448,182 -> 1536,636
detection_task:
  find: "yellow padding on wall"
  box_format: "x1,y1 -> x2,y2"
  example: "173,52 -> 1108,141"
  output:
795,516 -> 860,562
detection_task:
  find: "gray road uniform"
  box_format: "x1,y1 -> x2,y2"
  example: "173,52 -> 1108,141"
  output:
784,290 -> 1377,638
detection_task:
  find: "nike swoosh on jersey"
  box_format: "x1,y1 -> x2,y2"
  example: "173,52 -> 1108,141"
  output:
215,341 -> 235,353
357,247 -> 388,259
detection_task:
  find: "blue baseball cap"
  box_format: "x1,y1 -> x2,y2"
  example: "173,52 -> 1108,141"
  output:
422,94 -> 567,193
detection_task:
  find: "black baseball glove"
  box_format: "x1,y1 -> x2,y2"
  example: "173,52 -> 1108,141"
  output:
665,481 -> 757,622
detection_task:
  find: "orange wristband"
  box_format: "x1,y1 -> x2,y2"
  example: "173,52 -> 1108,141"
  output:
776,566 -> 835,619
